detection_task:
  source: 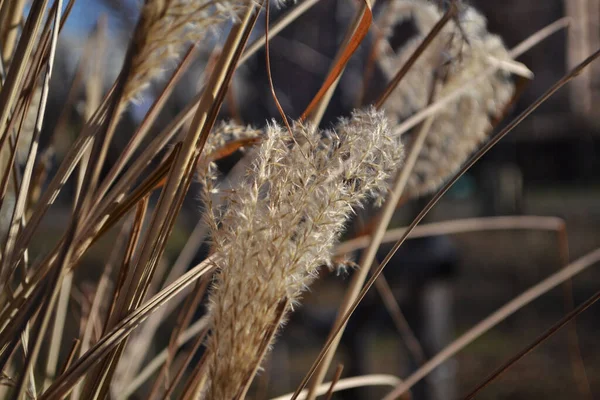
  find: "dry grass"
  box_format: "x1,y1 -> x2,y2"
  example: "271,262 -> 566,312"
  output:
0,0 -> 599,399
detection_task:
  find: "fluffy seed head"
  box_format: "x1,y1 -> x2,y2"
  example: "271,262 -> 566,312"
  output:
201,108 -> 404,399
377,0 -> 515,197
123,0 -> 251,102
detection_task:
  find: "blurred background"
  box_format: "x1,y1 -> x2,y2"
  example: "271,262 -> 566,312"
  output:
28,0 -> 600,398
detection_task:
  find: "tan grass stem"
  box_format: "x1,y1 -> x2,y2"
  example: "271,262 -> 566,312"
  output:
383,247 -> 600,399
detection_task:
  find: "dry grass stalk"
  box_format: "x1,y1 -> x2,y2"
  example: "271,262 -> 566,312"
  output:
382,247 -> 600,400
202,108 -> 404,398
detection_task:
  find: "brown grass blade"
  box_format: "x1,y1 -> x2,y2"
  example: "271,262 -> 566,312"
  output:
271,374 -> 402,400
78,196 -> 149,399
157,320 -> 210,400
374,275 -> 426,366
38,257 -> 216,400
300,0 -> 373,124
93,44 -> 199,203
462,290 -> 600,400
333,216 -> 566,255
0,0 -> 49,144
324,364 -> 344,400
0,0 -> 27,63
383,248 -> 600,400
120,316 -> 210,399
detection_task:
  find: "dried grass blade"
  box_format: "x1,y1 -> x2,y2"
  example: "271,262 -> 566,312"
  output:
93,45 -> 199,203
375,275 -> 425,365
324,364 -> 344,400
70,217 -> 135,400
462,289 -> 600,400
301,0 -> 373,123
0,0 -> 50,143
147,277 -> 210,397
78,196 -> 149,399
383,248 -> 600,400
333,216 -> 566,255
157,321 -> 210,400
271,374 -> 402,400
0,0 -> 27,63
38,257 -> 216,400
120,316 -> 210,399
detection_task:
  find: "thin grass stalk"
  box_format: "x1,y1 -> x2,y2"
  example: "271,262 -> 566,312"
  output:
20,321 -> 38,399
157,322 -> 209,400
78,197 -> 150,399
58,339 -> 81,377
303,0 -> 375,125
120,316 -> 210,399
304,81 -> 439,400
70,219 -> 134,400
0,0 -> 26,64
462,289 -> 600,400
324,365 -> 344,400
0,78 -> 36,224
374,275 -> 426,365
291,45 -> 600,400
333,216 -> 566,255
0,0 -> 50,144
272,374 -> 402,400
179,352 -> 210,400
12,186 -> 76,400
383,248 -> 600,400
0,0 -> 61,296
43,271 -> 72,390
147,277 -> 210,397
38,257 -> 217,400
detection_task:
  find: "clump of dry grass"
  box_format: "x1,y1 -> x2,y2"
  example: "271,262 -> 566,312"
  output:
377,0 -> 515,198
202,108 -> 404,398
0,0 -> 599,399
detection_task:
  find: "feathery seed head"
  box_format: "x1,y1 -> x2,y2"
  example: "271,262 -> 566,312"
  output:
377,0 -> 515,198
123,0 -> 252,102
202,108 -> 403,399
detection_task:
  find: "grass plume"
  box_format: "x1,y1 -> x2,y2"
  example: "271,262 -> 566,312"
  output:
377,0 -> 515,197
202,108 -> 404,398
